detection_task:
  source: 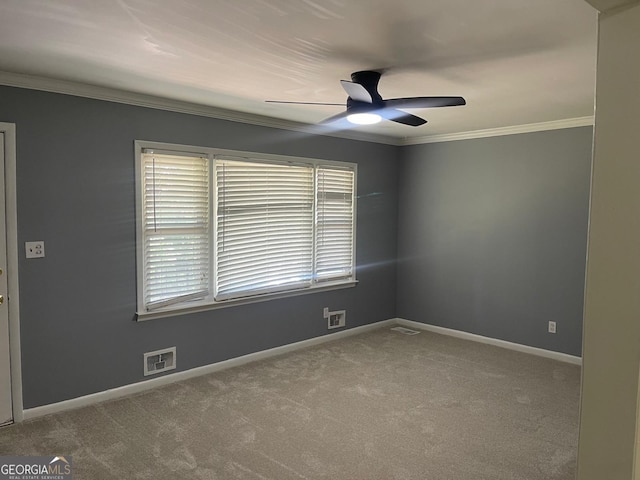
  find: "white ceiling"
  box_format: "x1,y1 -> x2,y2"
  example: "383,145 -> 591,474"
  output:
0,0 -> 598,141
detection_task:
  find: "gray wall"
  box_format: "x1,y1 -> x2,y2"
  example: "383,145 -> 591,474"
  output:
2,84 -> 593,409
396,127 -> 593,356
0,86 -> 399,408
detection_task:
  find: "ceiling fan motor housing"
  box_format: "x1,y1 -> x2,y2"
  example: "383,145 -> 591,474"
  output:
351,71 -> 384,104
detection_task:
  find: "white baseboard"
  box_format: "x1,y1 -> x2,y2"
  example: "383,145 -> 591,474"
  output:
393,318 -> 582,365
22,317 -> 579,421
23,319 -> 396,421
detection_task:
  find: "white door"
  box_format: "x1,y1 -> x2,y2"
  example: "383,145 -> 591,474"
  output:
0,132 -> 12,425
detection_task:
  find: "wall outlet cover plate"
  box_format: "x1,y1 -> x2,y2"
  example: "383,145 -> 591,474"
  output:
25,241 -> 45,258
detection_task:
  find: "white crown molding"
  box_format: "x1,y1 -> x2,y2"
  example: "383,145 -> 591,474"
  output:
400,116 -> 595,145
0,71 -> 400,146
0,70 -> 593,147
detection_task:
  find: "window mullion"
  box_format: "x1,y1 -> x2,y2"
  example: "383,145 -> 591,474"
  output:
210,153 -> 216,303
312,166 -> 320,284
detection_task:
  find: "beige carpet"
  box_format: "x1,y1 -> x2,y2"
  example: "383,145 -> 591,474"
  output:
0,326 -> 581,479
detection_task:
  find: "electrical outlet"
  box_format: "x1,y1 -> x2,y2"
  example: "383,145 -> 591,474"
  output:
25,241 -> 45,258
548,321 -> 557,334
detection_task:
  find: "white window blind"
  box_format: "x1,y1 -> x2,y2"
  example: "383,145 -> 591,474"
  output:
137,143 -> 357,316
142,151 -> 210,310
315,167 -> 355,282
215,159 -> 315,300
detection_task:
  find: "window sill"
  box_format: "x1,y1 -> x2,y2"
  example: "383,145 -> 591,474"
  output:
135,280 -> 358,322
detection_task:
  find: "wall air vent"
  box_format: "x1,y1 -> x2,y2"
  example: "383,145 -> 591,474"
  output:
390,326 -> 421,335
144,347 -> 176,376
326,310 -> 346,329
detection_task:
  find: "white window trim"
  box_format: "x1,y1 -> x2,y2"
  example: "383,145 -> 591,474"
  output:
134,141 -> 358,321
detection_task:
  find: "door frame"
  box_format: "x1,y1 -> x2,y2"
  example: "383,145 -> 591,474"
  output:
0,122 -> 22,423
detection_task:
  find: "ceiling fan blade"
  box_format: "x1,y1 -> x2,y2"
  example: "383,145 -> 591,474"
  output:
319,110 -> 351,125
340,80 -> 373,103
380,109 -> 427,126
265,100 -> 345,106
384,96 -> 466,109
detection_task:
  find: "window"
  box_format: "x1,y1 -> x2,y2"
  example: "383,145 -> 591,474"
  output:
215,158 -> 315,300
140,152 -> 210,311
135,143 -> 356,318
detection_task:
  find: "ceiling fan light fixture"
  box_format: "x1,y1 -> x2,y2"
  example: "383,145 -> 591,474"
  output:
347,112 -> 381,125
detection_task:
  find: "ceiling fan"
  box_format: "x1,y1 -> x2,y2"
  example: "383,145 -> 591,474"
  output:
267,70 -> 466,127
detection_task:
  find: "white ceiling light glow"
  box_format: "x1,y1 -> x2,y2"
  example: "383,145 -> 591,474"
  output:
347,113 -> 382,125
